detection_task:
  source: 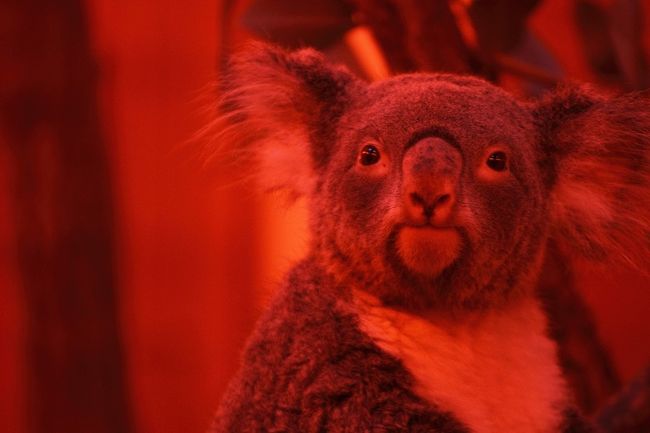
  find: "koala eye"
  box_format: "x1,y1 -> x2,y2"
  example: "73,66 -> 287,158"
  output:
359,144 -> 381,166
486,151 -> 508,171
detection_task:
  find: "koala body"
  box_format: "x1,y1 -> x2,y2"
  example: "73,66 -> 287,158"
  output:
211,44 -> 650,433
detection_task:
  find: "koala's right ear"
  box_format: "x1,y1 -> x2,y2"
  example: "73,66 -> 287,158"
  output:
209,42 -> 360,199
534,86 -> 650,268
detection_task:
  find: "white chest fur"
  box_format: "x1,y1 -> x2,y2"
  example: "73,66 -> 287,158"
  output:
352,291 -> 568,433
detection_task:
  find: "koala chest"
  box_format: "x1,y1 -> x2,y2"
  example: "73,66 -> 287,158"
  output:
353,291 -> 568,433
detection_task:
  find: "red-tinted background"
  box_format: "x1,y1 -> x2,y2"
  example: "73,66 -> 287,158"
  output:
1,1 -> 649,433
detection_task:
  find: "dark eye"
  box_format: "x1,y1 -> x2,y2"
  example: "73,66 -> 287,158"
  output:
486,151 -> 507,171
359,144 -> 381,166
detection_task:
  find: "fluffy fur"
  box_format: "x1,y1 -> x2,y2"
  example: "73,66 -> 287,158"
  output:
353,289 -> 567,433
213,260 -> 471,432
534,87 -> 650,266
205,43 -> 358,199
211,43 -> 649,432
212,260 -> 592,433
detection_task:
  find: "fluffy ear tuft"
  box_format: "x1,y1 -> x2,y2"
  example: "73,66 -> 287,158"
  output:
204,42 -> 359,199
535,86 -> 650,268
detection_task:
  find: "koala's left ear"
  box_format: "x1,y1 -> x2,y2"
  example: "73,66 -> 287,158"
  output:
208,43 -> 360,199
534,86 -> 650,266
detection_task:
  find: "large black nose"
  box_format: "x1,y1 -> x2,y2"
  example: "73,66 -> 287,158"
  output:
402,137 -> 462,225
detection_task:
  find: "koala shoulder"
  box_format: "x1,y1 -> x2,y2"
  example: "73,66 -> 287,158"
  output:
212,259 -> 470,433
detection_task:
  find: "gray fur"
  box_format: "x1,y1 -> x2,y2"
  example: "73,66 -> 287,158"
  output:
210,43 -> 649,432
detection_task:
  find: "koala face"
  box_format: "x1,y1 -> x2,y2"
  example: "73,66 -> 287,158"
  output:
216,44 -> 650,312
315,75 -> 548,309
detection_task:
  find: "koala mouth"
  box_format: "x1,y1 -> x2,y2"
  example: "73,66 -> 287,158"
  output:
395,225 -> 461,277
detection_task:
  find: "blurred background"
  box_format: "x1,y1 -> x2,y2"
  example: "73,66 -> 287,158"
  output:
1,1 -> 649,433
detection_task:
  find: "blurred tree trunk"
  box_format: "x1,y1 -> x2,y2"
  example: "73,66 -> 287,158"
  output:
0,1 -> 133,433
350,0 -> 477,74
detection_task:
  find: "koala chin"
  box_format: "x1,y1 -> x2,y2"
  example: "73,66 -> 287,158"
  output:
210,43 -> 650,433
396,226 -> 461,277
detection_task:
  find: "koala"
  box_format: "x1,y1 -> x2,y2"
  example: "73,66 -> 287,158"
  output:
210,43 -> 650,433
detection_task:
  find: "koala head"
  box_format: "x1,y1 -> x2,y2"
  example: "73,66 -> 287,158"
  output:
214,43 -> 650,312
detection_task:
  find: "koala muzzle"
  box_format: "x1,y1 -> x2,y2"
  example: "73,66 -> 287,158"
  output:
402,137 -> 461,226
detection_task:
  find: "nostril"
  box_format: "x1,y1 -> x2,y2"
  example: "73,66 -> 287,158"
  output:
409,192 -> 431,218
436,194 -> 450,206
409,192 -> 426,207
408,192 -> 436,218
422,205 -> 434,218
408,191 -> 453,220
